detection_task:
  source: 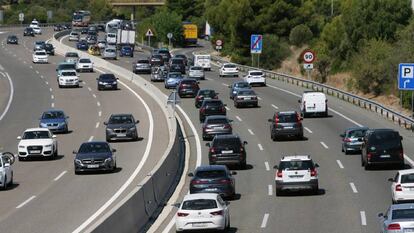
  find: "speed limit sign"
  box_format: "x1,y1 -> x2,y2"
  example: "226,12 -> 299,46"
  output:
303,50 -> 315,63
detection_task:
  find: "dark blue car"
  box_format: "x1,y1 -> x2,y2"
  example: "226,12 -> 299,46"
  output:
76,40 -> 88,51
39,110 -> 69,133
120,46 -> 134,57
73,141 -> 117,174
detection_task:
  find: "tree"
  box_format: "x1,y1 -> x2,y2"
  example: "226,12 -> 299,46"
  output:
289,24 -> 313,46
87,0 -> 113,21
259,34 -> 290,70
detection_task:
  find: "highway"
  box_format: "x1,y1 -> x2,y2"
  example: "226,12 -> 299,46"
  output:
59,34 -> 414,233
0,28 -> 170,233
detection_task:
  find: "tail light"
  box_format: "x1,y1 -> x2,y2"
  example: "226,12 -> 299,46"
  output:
343,138 -> 352,142
202,126 -> 207,132
213,95 -> 218,99
240,146 -> 244,152
200,107 -> 206,113
387,223 -> 401,230
395,184 -> 402,191
177,212 -> 189,217
191,180 -> 208,185
310,169 -> 317,177
221,106 -> 226,112
400,150 -> 404,160
274,116 -> 279,126
276,170 -> 282,178
210,210 -> 223,216
367,153 -> 372,160
252,96 -> 257,100
196,95 -> 202,100
209,147 -> 215,153
296,113 -> 301,122
224,124 -> 231,129
219,179 -> 231,184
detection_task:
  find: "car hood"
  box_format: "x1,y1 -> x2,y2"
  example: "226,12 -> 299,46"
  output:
19,139 -> 53,146
106,123 -> 135,129
76,152 -> 112,160
40,118 -> 66,124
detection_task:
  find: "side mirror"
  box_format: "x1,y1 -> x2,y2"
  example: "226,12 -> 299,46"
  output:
340,133 -> 345,138
17,136 -> 22,140
112,149 -> 117,152
188,172 -> 194,177
314,163 -> 320,168
225,201 -> 230,206
72,150 -> 77,154
378,213 -> 384,218
66,116 -> 69,119
103,122 -> 108,125
298,99 -> 301,103
268,119 -> 273,122
400,136 -> 403,140
243,141 -> 248,145
52,135 -> 57,138
205,143 -> 210,147
388,178 -> 395,182
136,120 -> 140,124
273,165 -> 278,169
231,171 -> 237,175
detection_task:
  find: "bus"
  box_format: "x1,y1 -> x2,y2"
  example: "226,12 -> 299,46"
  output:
72,11 -> 91,27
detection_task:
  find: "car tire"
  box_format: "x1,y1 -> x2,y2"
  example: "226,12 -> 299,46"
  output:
234,102 -> 239,108
364,161 -> 370,170
344,149 -> 349,155
240,162 -> 247,170
54,146 -> 58,158
271,132 -> 277,141
276,188 -> 282,196
106,137 -> 111,143
74,170 -> 80,175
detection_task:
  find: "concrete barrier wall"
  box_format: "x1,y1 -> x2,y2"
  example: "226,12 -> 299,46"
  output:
52,31 -> 185,233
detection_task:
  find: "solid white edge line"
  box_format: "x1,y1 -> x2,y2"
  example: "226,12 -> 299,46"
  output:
222,83 -> 228,87
235,116 -> 242,122
258,144 -> 264,151
95,122 -> 100,128
248,129 -> 254,135
264,161 -> 270,171
360,211 -> 367,226
51,103 -> 55,108
304,127 -> 313,134
16,196 -> 36,209
320,141 -> 329,149
54,171 -> 67,181
72,78 -> 155,233
88,136 -> 94,142
271,104 -> 278,109
404,154 -> 414,166
350,182 -> 358,193
98,111 -> 102,117
268,184 -> 273,196
0,72 -> 13,121
336,160 -> 344,169
261,213 -> 270,228
88,87 -> 92,91
97,101 -> 101,107
92,94 -> 97,98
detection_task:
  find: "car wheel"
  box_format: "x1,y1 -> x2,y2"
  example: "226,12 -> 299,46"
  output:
364,162 -> 370,170
344,149 -> 349,155
64,125 -> 69,134
226,217 -> 230,229
234,102 -> 239,108
298,133 -> 304,140
106,136 -> 111,143
18,156 -> 25,161
276,188 -> 282,196
54,146 -> 58,157
240,162 -> 247,170
271,132 -> 277,141
74,170 -> 80,175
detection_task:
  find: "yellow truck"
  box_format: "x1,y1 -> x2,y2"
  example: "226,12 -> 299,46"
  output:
183,23 -> 198,45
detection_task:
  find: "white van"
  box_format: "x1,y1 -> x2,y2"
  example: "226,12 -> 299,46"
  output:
106,32 -> 117,45
193,54 -> 211,71
299,91 -> 328,117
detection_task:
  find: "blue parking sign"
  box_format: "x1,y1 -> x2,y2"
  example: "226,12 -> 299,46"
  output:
398,63 -> 414,90
251,34 -> 262,54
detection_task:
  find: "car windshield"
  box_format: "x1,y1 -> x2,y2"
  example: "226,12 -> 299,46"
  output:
224,64 -> 236,68
181,199 -> 217,210
347,129 -> 367,138
237,90 -> 255,95
277,114 -> 297,123
45,44 -> 53,49
123,47 -> 132,51
138,60 -> 149,64
78,143 -> 110,153
62,71 -> 76,76
66,53 -> 78,58
42,111 -> 64,119
109,116 -> 133,124
213,137 -> 241,147
401,174 -> 414,184
369,131 -> 400,145
207,118 -> 228,124
100,74 -> 115,80
279,160 -> 314,170
250,71 -> 263,76
23,131 -> 50,139
59,64 -> 76,70
35,52 -> 46,56
205,101 -> 222,107
79,59 -> 91,63
196,170 -> 226,179
106,49 -> 115,53
199,90 -> 215,96
171,59 -> 183,64
392,209 -> 414,220
191,67 -> 203,71
168,73 -> 182,79
235,82 -> 249,88
108,34 -> 116,38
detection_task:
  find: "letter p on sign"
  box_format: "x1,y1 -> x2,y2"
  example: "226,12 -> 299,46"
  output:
402,66 -> 414,78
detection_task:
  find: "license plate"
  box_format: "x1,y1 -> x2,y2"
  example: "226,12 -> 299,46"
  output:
205,188 -> 218,191
87,164 -> 99,168
213,127 -> 223,130
404,229 -> 414,232
380,154 -> 391,158
222,150 -> 233,154
409,188 -> 414,191
289,175 -> 304,178
210,108 -> 217,111
30,150 -> 41,154
204,97 -> 211,100
105,85 -> 112,87
192,223 -> 207,228
284,126 -> 293,129
117,133 -> 127,137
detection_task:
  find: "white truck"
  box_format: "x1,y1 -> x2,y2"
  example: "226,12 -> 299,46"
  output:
116,28 -> 135,49
193,54 -> 211,71
298,91 -> 328,117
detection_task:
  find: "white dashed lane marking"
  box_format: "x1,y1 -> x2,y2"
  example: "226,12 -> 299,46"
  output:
98,111 -> 102,117
265,161 -> 270,171
222,83 -> 229,87
258,144 -> 264,151
54,171 -> 67,181
88,136 -> 94,142
97,102 -> 101,107
92,94 -> 97,98
87,87 -> 92,92
16,196 -> 36,209
336,160 -> 344,169
51,103 -> 55,108
268,185 -> 273,196
235,116 -> 242,122
320,142 -> 329,149
304,127 -> 313,134
261,213 -> 269,228
225,106 -> 230,111
95,122 -> 99,128
271,104 -> 278,109
360,211 -> 367,226
248,129 -> 254,135
350,182 -> 358,193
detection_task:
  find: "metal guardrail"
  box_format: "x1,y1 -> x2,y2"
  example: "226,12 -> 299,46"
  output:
210,55 -> 414,131
110,0 -> 165,5
0,21 -> 106,28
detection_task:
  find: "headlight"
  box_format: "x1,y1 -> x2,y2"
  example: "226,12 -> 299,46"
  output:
106,128 -> 113,132
99,81 -> 104,84
233,91 -> 237,94
40,123 -> 48,127
44,144 -> 52,148
75,159 -> 82,164
18,145 -> 25,149
59,78 -> 64,82
129,127 -> 136,131
105,157 -> 112,163
112,81 -> 117,84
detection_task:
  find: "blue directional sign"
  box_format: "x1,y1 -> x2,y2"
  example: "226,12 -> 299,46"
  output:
250,34 -> 262,54
398,63 -> 414,90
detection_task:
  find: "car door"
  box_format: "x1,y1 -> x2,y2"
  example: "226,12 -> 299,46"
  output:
391,172 -> 399,199
50,131 -> 57,150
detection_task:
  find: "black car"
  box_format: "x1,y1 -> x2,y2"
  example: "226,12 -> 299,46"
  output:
189,165 -> 236,199
206,134 -> 247,169
53,24 -> 62,31
199,99 -> 227,122
268,111 -> 304,141
195,89 -> 219,108
177,79 -> 200,98
97,24 -> 105,32
44,43 -> 55,55
73,141 -> 116,174
97,73 -> 118,91
23,27 -> 35,37
361,129 -> 404,170
105,114 -> 139,142
169,58 -> 186,74
6,35 -> 18,44
173,54 -> 188,66
80,28 -> 88,34
202,115 -> 233,141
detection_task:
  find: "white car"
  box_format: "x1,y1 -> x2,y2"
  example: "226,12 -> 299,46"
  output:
175,193 -> 230,232
58,69 -> 79,88
32,25 -> 42,34
244,70 -> 266,86
274,155 -> 319,195
188,66 -> 205,80
32,50 -> 48,63
390,169 -> 414,204
69,31 -> 80,41
17,128 -> 58,161
97,39 -> 106,49
299,91 -> 328,117
29,19 -> 39,28
0,152 -> 15,189
219,63 -> 239,77
76,58 -> 94,72
193,54 -> 211,71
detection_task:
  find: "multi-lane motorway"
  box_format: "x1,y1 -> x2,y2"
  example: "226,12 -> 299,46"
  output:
1,26 -> 414,233
0,28 -> 170,233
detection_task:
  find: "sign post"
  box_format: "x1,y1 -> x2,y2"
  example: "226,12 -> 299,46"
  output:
167,32 -> 173,49
215,39 -> 223,53
146,29 -> 154,47
250,34 -> 263,68
398,63 -> 414,114
18,12 -> 24,25
302,49 -> 316,80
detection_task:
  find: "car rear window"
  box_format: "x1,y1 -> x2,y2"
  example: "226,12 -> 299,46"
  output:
191,66 -> 203,71
79,59 -> 91,63
138,60 -> 149,64
196,170 -> 226,179
213,137 -> 241,147
347,129 -> 367,138
401,174 -> 414,183
59,64 -> 76,70
237,90 -> 255,95
181,80 -> 196,84
392,209 -> 414,220
279,160 -> 314,170
205,101 -> 222,107
206,118 -> 228,124
66,53 -> 78,57
277,114 -> 297,123
199,90 -> 215,96
369,131 -> 400,145
171,59 -> 183,64
181,199 -> 217,210
62,71 -> 76,76
224,64 -> 236,68
250,71 -> 263,76
235,82 -> 249,88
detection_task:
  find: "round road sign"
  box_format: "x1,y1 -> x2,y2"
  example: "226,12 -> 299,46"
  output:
303,50 -> 315,63
216,39 -> 223,46
167,33 -> 173,39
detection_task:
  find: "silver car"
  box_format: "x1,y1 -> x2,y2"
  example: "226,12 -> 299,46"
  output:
64,52 -> 79,63
102,47 -> 117,60
188,66 -> 205,80
233,89 -> 258,108
379,203 -> 414,232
